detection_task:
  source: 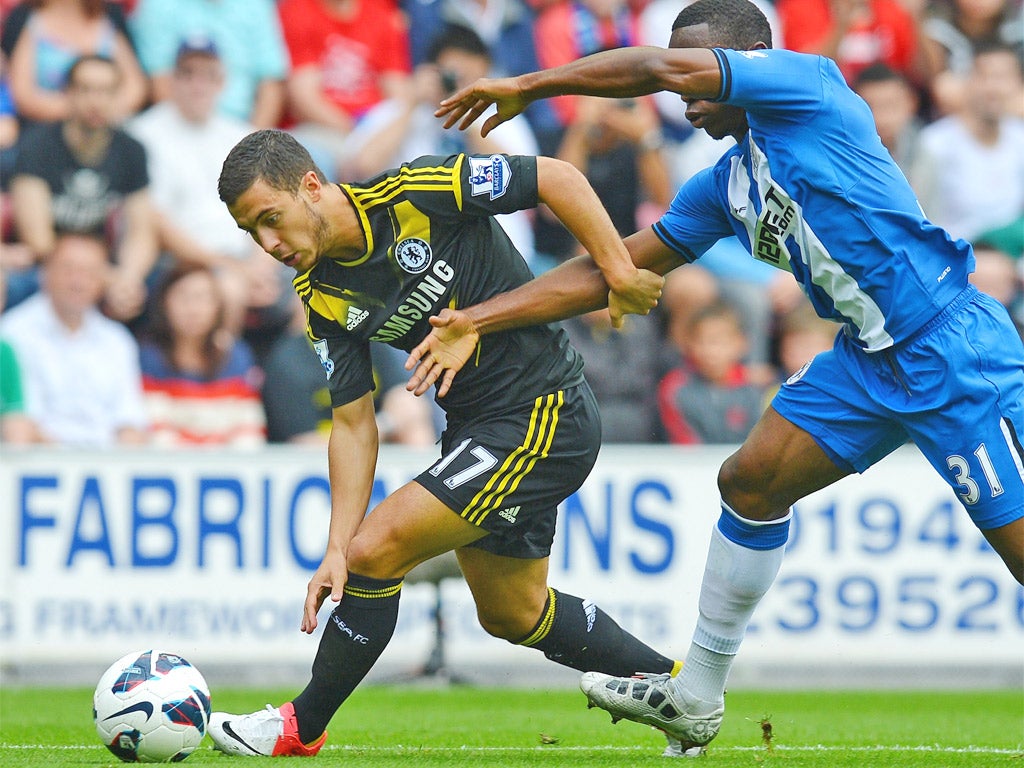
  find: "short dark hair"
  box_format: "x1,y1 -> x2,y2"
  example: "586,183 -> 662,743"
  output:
65,54 -> 120,89
426,25 -> 491,64
218,129 -> 328,207
852,62 -> 907,90
672,0 -> 772,50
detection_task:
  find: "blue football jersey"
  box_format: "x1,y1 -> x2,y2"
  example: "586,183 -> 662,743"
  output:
653,48 -> 975,351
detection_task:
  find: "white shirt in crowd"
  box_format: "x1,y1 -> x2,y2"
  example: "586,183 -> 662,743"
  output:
0,294 -> 149,445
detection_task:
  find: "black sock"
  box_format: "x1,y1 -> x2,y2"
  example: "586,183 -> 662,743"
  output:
517,588 -> 679,677
291,573 -> 402,743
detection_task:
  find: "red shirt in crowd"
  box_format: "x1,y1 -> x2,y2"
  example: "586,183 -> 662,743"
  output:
277,0 -> 411,121
777,0 -> 919,84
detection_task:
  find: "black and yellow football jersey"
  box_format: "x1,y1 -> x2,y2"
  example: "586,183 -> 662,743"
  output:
296,153 -> 585,417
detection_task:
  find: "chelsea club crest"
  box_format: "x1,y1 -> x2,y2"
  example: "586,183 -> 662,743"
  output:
394,237 -> 432,274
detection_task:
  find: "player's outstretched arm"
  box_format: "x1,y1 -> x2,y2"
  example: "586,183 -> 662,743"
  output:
405,229 -> 684,397
435,76 -> 529,137
436,47 -> 722,136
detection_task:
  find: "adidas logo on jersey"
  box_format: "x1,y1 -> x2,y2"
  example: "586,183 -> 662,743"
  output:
346,306 -> 369,330
497,506 -> 521,524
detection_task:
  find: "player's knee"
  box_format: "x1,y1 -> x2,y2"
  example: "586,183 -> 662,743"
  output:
346,533 -> 407,581
718,451 -> 773,519
475,605 -> 536,642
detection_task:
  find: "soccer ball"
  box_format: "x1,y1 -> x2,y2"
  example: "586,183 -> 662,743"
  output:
93,650 -> 211,763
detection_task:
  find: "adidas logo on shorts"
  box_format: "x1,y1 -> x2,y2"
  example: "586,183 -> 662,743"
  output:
497,506 -> 521,524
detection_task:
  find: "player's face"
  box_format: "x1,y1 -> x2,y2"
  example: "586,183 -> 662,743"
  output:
229,175 -> 330,274
668,24 -> 749,141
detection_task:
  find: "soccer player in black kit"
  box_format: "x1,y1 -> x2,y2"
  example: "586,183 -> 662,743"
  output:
209,129 -> 670,756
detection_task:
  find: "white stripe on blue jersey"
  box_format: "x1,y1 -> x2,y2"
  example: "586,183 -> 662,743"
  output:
653,48 -> 974,351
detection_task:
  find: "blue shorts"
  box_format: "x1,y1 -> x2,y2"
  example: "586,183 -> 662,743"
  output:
773,286 -> 1024,530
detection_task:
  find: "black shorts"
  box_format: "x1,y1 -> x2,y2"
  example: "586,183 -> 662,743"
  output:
416,382 -> 601,559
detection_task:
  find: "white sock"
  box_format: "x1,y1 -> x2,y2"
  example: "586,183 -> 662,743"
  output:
675,504 -> 790,705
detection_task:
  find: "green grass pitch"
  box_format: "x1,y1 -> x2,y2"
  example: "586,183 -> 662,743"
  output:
1,685 -> 1021,767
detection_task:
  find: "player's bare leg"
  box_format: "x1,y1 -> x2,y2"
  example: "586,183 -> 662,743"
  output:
980,518 -> 1024,585
210,482 -> 487,757
457,546 -> 681,675
582,407 -> 849,752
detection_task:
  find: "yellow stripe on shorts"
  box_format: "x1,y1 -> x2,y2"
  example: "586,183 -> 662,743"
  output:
461,391 -> 564,525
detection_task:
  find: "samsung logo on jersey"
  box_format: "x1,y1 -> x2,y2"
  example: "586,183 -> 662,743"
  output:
370,260 -> 455,343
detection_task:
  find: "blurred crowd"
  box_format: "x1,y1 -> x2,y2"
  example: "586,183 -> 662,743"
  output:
0,0 -> 1021,449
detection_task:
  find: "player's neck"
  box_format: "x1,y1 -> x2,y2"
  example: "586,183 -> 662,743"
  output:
320,183 -> 367,262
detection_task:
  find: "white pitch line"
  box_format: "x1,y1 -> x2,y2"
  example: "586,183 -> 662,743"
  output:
3,744 -> 1021,755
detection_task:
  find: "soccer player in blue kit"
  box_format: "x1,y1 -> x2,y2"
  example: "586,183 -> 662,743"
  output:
410,0 -> 1024,755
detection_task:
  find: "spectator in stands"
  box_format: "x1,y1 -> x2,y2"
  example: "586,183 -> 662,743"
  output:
126,36 -> 281,337
776,0 -> 936,88
533,0 -> 640,129
342,26 -> 541,270
403,0 -> 539,75
0,233 -> 149,445
527,0 -> 647,254
658,300 -> 772,445
399,0 -> 560,145
556,94 -> 672,241
562,308 -> 665,442
923,0 -> 1024,116
774,300 -> 841,381
0,266 -> 41,443
0,53 -> 19,187
277,0 -> 412,180
0,54 -> 36,301
4,0 -> 147,125
658,261 -> 719,361
128,0 -> 288,129
9,54 -> 157,321
969,241 -> 1022,335
913,42 -> 1024,244
852,62 -> 926,178
139,263 -> 266,447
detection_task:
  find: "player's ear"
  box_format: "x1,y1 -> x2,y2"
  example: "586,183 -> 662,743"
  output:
301,170 -> 323,200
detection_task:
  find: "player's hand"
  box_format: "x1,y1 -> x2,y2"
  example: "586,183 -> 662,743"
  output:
607,268 -> 664,328
405,309 -> 480,398
301,550 -> 348,634
436,76 -> 528,137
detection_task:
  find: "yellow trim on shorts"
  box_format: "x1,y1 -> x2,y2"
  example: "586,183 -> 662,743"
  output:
461,390 -> 565,525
